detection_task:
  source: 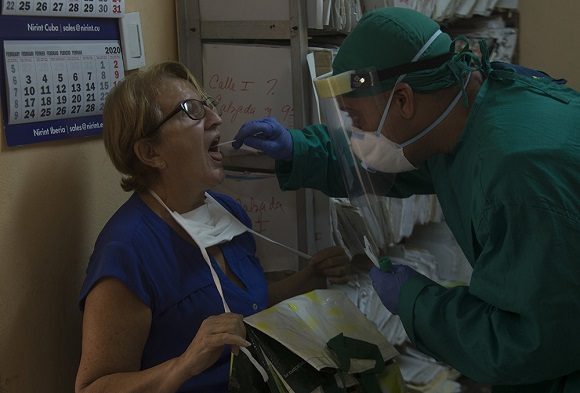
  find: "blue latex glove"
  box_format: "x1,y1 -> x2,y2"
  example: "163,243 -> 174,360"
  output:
369,264 -> 418,315
232,117 -> 293,161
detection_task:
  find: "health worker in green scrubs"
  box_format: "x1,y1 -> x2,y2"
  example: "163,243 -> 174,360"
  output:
231,7 -> 580,393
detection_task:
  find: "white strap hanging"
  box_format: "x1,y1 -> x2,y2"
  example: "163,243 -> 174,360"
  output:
149,190 -> 271,381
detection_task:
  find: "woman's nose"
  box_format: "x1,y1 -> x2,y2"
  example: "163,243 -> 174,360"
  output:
204,105 -> 223,127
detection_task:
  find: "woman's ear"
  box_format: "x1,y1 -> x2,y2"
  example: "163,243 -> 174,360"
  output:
393,82 -> 415,120
133,139 -> 166,170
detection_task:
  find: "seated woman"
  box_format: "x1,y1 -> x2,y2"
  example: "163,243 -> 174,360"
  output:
75,61 -> 349,393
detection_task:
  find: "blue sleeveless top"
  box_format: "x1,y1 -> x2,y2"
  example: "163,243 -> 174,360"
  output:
79,191 -> 269,392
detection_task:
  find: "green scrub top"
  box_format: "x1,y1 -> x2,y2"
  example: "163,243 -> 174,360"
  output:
276,69 -> 580,393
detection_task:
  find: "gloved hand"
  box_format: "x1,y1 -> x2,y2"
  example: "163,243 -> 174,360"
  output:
232,117 -> 293,160
369,264 -> 418,315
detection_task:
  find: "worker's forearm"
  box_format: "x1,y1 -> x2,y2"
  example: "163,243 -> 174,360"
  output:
276,125 -> 348,197
400,274 -> 580,385
76,355 -> 195,393
268,265 -> 326,306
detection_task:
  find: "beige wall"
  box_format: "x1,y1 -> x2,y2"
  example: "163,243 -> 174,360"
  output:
518,0 -> 580,89
0,1 -> 176,392
0,2 -> 578,393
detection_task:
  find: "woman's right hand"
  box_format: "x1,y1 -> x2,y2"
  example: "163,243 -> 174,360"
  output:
181,312 -> 250,377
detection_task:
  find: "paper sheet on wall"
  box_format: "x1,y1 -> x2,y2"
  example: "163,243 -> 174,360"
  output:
213,172 -> 300,272
202,43 -> 294,153
199,0 -> 289,21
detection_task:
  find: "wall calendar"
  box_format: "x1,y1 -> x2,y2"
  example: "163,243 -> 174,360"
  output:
1,2 -> 125,146
2,0 -> 124,18
5,40 -> 123,126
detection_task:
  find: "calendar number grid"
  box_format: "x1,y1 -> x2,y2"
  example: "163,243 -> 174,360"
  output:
4,40 -> 125,126
2,0 -> 125,18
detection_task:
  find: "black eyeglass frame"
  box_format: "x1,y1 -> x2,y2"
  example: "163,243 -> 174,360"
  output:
145,96 -> 218,137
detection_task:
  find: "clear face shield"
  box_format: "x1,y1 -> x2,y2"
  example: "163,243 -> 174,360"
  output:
314,68 -> 397,269
313,30 -> 455,269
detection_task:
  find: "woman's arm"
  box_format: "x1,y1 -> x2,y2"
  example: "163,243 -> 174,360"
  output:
76,278 -> 248,393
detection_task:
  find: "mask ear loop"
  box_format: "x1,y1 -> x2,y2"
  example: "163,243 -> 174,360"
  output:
394,36 -> 477,149
398,71 -> 472,148
374,29 -> 443,136
148,190 -> 231,311
148,190 -> 269,383
374,74 -> 405,137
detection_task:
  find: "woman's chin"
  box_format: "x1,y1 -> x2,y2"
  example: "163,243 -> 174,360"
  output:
207,166 -> 225,186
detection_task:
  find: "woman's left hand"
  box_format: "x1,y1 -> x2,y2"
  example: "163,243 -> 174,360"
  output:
308,246 -> 351,285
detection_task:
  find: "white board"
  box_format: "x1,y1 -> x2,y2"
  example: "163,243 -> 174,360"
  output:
214,173 -> 300,272
202,43 -> 294,153
199,0 -> 289,21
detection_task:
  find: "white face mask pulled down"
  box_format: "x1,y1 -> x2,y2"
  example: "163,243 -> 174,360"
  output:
350,30 -> 471,173
149,190 -> 311,307
149,190 -> 311,382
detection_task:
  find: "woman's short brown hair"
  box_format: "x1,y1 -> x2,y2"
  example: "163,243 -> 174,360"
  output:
103,61 -> 205,192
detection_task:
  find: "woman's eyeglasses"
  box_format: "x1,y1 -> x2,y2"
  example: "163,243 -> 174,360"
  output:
146,96 -> 219,137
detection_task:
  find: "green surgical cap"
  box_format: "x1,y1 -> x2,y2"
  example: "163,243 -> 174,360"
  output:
333,7 -> 468,93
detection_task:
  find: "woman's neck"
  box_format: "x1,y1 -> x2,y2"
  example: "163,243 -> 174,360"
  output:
147,183 -> 206,214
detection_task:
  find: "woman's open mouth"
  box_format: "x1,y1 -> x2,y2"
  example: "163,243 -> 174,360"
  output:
208,136 -> 223,162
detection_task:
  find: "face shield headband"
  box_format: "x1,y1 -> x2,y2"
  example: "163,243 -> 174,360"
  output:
328,31 -> 476,154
